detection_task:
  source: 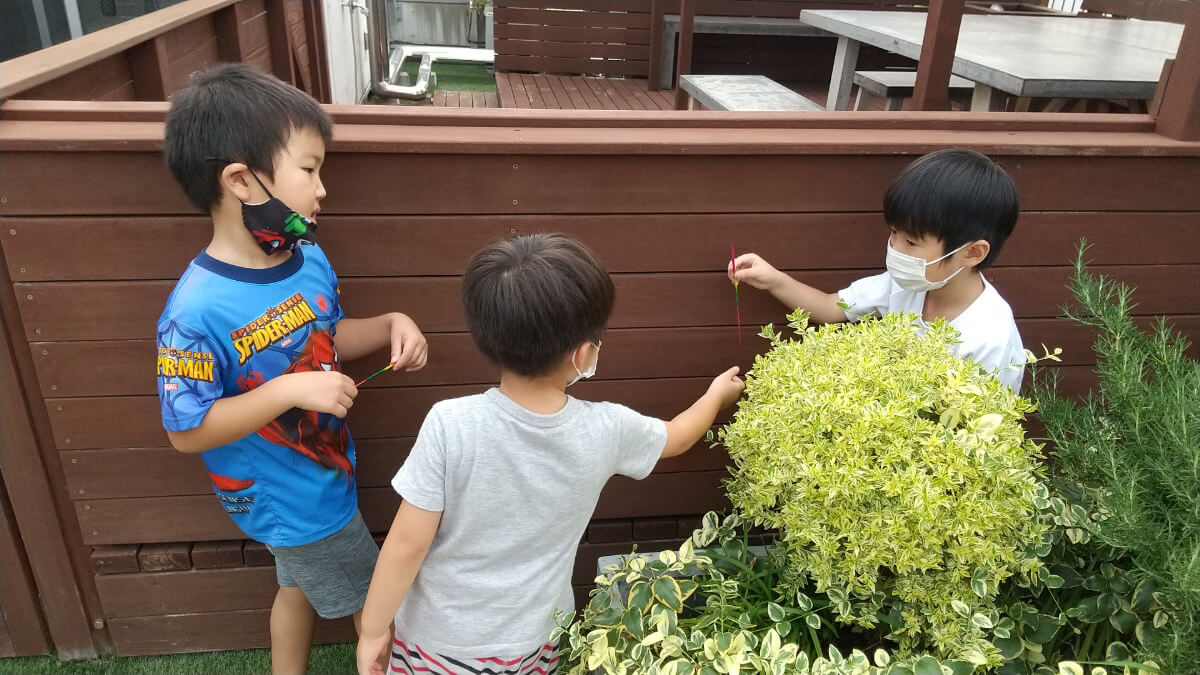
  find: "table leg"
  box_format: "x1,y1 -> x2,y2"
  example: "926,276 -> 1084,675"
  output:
827,36 -> 860,111
853,89 -> 871,111
970,84 -> 1007,111
660,24 -> 678,91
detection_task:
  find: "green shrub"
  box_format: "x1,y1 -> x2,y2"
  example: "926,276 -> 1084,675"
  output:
1031,245 -> 1200,674
719,311 -> 1049,662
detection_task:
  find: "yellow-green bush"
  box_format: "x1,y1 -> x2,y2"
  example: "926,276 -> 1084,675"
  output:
720,311 -> 1049,662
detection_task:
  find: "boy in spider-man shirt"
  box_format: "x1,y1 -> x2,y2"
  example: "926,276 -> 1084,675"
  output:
155,63 -> 427,675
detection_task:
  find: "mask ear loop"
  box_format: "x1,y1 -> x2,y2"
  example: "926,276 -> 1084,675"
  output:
204,157 -> 277,200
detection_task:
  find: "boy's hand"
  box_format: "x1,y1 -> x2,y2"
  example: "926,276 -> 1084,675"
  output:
728,253 -> 782,291
287,371 -> 358,417
389,313 -> 428,372
356,629 -> 391,675
707,366 -> 745,409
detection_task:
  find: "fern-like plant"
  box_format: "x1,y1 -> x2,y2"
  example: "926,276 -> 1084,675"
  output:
1031,243 -> 1199,675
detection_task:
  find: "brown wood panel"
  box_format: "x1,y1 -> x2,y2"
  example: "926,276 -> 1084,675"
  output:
47,376 -> 722,450
107,608 -> 353,656
0,272 -> 100,658
493,23 -> 653,46
76,467 -> 729,545
31,315 -> 1200,400
9,212 -> 1195,283
60,432 -> 727,502
495,39 -> 648,61
1081,0 -> 1192,23
495,6 -> 651,28
15,263 -> 1198,345
16,54 -> 134,102
191,540 -> 244,569
98,566 -> 278,618
497,55 -> 650,78
138,543 -> 192,572
91,545 -> 141,575
126,37 -> 171,101
0,480 -> 52,656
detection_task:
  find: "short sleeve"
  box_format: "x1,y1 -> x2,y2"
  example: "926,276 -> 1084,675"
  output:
838,271 -> 894,322
308,244 -> 345,328
157,319 -> 225,432
604,403 -> 668,481
392,406 -> 447,512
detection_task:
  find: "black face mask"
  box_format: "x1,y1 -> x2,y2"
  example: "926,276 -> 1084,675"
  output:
241,172 -> 317,255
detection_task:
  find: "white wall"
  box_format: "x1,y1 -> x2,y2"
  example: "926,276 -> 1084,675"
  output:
323,0 -> 371,104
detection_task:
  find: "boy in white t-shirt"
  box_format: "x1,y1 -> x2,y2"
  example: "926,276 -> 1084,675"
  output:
730,148 -> 1025,391
356,234 -> 745,674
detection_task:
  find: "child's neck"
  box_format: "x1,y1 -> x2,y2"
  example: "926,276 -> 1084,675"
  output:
922,269 -> 985,323
206,209 -> 293,269
498,371 -> 570,415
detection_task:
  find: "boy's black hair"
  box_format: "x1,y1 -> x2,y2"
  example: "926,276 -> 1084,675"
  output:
883,148 -> 1019,270
461,234 -> 615,376
164,63 -> 333,213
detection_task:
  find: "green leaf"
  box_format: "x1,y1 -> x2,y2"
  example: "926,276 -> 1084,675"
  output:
1105,641 -> 1132,661
677,579 -> 700,603
775,620 -> 792,638
1152,610 -> 1169,629
651,576 -> 684,612
994,635 -> 1023,659
1044,574 -> 1065,589
1058,663 -> 1085,675
1130,578 -> 1157,612
971,569 -> 989,598
767,602 -> 786,623
805,613 -> 822,630
1109,610 -> 1138,633
622,608 -> 645,640
971,613 -> 994,629
1135,620 -> 1160,645
628,581 -> 653,614
951,599 -> 972,618
913,656 -> 943,675
944,661 -> 974,675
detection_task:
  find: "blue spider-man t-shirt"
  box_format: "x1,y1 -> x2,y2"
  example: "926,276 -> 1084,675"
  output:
156,243 -> 357,547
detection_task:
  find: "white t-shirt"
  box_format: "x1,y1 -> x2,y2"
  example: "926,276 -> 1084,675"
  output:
391,388 -> 667,656
838,271 -> 1025,391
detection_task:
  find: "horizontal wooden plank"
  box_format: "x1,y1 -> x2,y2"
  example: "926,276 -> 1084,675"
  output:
47,377 -> 720,450
29,316 -> 1200,399
15,265 -> 1199,343
494,23 -> 653,45
15,53 -> 134,102
4,212 -> 1197,282
495,6 -> 651,28
98,566 -> 278,617
1,100 -> 1166,134
496,55 -> 649,77
75,467 -> 730,545
498,0 -> 651,11
61,429 -> 729,500
495,39 -> 648,60
107,608 -> 352,656
3,151 -> 1194,218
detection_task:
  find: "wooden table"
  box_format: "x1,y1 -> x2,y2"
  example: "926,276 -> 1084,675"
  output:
798,9 -> 1183,111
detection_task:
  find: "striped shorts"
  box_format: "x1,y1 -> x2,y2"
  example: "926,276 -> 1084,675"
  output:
390,639 -> 558,675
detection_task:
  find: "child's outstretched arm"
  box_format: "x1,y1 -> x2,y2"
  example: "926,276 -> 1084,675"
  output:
357,500 -> 442,675
662,366 -> 745,458
729,253 -> 846,324
166,370 -> 356,453
335,312 -> 429,372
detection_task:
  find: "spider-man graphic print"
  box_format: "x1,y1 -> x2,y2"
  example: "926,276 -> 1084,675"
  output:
156,244 -> 357,547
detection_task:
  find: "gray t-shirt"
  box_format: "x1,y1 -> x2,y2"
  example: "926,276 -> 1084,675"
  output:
391,388 -> 668,656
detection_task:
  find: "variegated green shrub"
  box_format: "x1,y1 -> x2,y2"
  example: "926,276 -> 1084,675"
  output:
719,311 -> 1049,662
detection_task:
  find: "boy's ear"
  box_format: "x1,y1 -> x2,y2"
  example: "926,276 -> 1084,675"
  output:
962,239 -> 991,268
220,162 -> 255,204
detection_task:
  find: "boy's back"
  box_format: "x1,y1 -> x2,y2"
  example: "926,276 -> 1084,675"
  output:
392,389 -> 666,653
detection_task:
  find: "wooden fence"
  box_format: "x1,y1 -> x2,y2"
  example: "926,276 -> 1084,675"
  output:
0,0 -> 327,103
493,0 -> 920,80
2,101 -> 1197,657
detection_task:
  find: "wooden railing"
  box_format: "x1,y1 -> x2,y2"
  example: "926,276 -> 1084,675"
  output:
0,0 -> 328,103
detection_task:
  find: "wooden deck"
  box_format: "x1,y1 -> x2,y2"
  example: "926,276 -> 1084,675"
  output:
440,73 -> 910,111
493,72 -> 676,110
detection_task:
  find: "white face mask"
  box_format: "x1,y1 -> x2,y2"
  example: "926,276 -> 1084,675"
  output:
567,341 -> 601,387
886,241 -> 969,292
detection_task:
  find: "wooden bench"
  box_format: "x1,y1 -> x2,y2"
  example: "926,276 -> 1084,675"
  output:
659,15 -> 830,90
852,70 -> 976,111
678,74 -> 823,111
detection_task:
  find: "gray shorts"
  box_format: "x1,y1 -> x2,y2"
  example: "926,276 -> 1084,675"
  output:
267,511 -> 379,619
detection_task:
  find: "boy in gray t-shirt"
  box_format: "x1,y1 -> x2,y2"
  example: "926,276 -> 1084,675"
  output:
356,234 -> 744,674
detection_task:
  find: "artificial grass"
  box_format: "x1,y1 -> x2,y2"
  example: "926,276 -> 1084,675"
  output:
0,642 -> 355,674
406,60 -> 497,93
